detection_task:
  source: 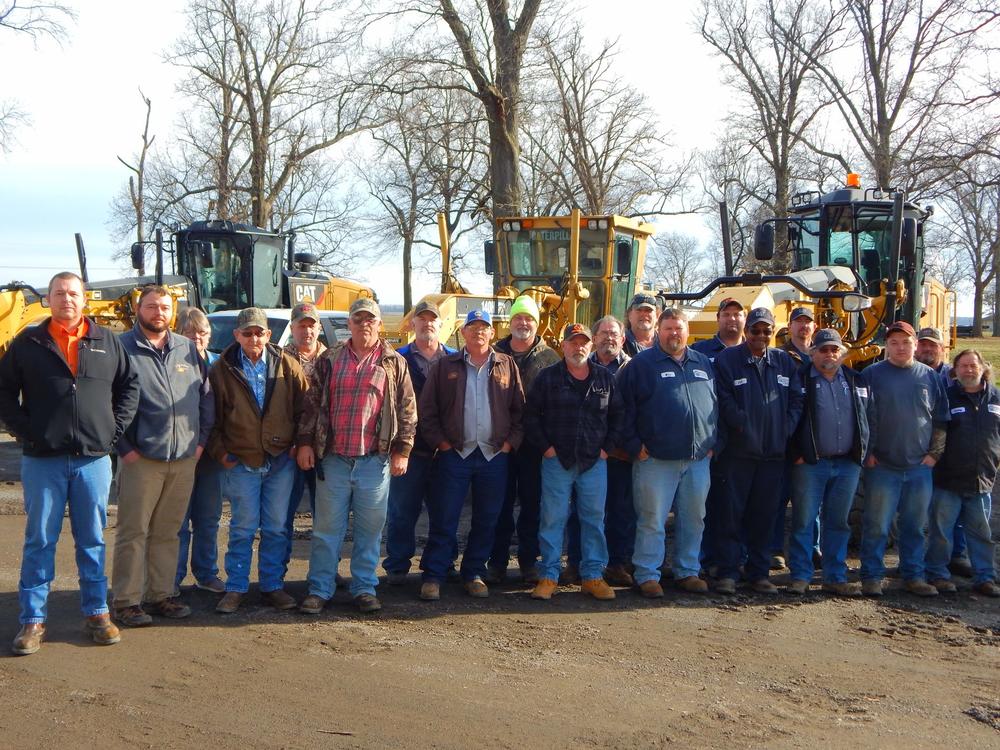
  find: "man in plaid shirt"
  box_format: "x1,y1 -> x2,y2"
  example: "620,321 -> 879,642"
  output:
296,298 -> 416,613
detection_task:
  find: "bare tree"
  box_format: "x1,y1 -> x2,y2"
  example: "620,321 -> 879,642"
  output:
113,91 -> 155,257
644,231 -> 716,293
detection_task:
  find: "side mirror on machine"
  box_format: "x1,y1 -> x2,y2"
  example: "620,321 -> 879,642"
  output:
754,223 -> 775,261
484,240 -> 496,275
615,239 -> 633,276
130,243 -> 144,271
900,218 -> 917,258
293,252 -> 317,270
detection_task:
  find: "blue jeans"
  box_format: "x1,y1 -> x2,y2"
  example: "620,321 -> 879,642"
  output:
490,444 -> 542,570
176,459 -> 224,587
566,456 -> 635,568
281,467 -> 316,576
538,457 -> 607,581
926,489 -> 996,584
632,456 -> 711,583
860,464 -> 933,581
789,458 -> 862,583
19,454 -> 113,624
223,452 -> 296,593
308,453 -> 390,599
714,456 -> 786,582
423,448 -> 508,582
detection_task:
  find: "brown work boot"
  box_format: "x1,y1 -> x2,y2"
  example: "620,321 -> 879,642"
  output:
904,578 -> 938,597
114,605 -> 152,627
146,597 -> 192,619
581,578 -> 616,600
973,581 -> 1000,597
86,614 -> 121,646
822,581 -> 861,597
531,578 -> 559,600
675,576 -> 709,594
931,578 -> 957,594
299,594 -> 328,614
419,581 -> 441,601
786,579 -> 809,595
714,577 -> 737,595
216,591 -> 242,614
195,576 -> 226,594
354,593 -> 382,613
861,579 -> 883,597
603,563 -> 635,587
751,578 -> 779,595
559,564 -> 580,585
465,578 -> 489,598
11,623 -> 45,655
261,588 -> 297,610
638,579 -> 664,599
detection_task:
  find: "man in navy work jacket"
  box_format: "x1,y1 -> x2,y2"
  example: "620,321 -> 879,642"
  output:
786,329 -> 868,596
924,349 -> 1000,597
618,307 -> 718,598
710,307 -> 803,595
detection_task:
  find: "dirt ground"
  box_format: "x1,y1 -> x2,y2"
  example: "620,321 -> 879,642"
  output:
0,435 -> 997,749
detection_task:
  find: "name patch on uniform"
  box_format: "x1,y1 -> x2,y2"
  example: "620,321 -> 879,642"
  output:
709,357 -> 716,363
951,407 -> 966,415
175,364 -> 190,373
777,375 -> 789,387
693,369 -> 709,380
660,371 -> 676,378
855,386 -> 868,398
90,348 -> 106,354
988,404 -> 1000,416
733,377 -> 747,386
447,371 -> 458,380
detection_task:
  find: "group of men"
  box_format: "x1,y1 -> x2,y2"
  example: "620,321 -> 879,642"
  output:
1,274 -> 997,658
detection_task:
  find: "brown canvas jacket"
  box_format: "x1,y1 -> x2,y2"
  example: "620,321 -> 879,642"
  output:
418,348 -> 525,453
207,342 -> 308,468
297,339 -> 416,458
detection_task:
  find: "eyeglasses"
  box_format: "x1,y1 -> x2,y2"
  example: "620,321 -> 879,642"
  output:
749,326 -> 773,335
350,315 -> 379,326
817,346 -> 841,354
237,329 -> 268,339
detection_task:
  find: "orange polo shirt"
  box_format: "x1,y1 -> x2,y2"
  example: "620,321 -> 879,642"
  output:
48,317 -> 88,376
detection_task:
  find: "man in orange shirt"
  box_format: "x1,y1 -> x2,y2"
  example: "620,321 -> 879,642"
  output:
0,272 -> 139,655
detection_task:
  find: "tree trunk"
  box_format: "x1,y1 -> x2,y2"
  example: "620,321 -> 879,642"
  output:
485,95 -> 520,218
972,282 -> 984,337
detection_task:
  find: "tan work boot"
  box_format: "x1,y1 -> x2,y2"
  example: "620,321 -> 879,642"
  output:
419,581 -> 441,601
715,578 -> 737,595
675,576 -> 708,594
86,614 -> 121,646
821,581 -> 861,597
531,578 -> 558,600
638,579 -> 664,598
786,579 -> 809,595
904,578 -> 938,597
861,579 -> 883,597
216,591 -> 242,613
581,578 -> 616,600
973,581 -> 1000,597
11,623 -> 45,655
261,588 -> 297,610
299,594 -> 328,614
930,578 -> 957,594
465,578 -> 489,598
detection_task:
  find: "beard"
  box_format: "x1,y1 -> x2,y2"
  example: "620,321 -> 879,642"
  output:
139,315 -> 169,334
566,351 -> 588,367
957,374 -> 982,390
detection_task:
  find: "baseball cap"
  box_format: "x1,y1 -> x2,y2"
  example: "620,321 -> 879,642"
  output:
811,328 -> 846,351
790,306 -> 814,322
745,307 -> 775,328
717,297 -> 744,313
235,307 -> 268,331
562,323 -> 593,342
886,320 -> 916,338
412,300 -> 441,318
291,302 -> 319,323
464,309 -> 492,327
349,297 -> 381,318
917,326 -> 943,342
629,293 -> 657,311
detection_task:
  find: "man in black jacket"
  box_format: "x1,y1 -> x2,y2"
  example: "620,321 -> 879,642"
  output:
786,329 -> 868,596
0,272 -> 139,655
924,349 -> 1000,597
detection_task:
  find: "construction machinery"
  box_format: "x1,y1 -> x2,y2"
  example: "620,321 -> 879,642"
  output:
666,175 -> 954,368
392,209 -> 657,349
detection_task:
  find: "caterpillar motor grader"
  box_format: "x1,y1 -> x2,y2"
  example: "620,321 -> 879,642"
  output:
664,174 -> 954,367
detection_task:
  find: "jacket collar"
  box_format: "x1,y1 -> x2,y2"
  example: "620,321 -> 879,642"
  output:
28,316 -> 104,344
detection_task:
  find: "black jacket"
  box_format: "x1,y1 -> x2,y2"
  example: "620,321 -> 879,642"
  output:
0,318 -> 139,457
788,362 -> 869,465
933,381 -> 1000,494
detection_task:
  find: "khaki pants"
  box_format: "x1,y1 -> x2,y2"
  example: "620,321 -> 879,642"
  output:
112,455 -> 197,608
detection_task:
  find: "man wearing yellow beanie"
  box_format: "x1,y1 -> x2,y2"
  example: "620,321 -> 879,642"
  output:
487,295 -> 560,584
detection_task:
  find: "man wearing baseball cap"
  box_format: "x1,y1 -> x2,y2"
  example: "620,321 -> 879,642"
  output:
280,302 -> 327,577
623,293 -> 658,357
489,294 -> 559,584
523,323 -> 624,601
786,329 -> 869,596
208,307 -> 309,614
710,307 -> 803,595
859,320 -> 950,597
418,309 -> 525,600
296,297 -> 416,614
691,297 -> 745,363
383,300 -> 457,585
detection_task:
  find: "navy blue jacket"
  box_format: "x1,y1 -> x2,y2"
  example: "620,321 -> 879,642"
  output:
397,341 -> 457,456
690,335 -> 730,363
523,360 -> 624,472
714,342 -> 804,461
617,345 -> 717,461
934,381 -> 1000,494
788,362 -> 869,465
